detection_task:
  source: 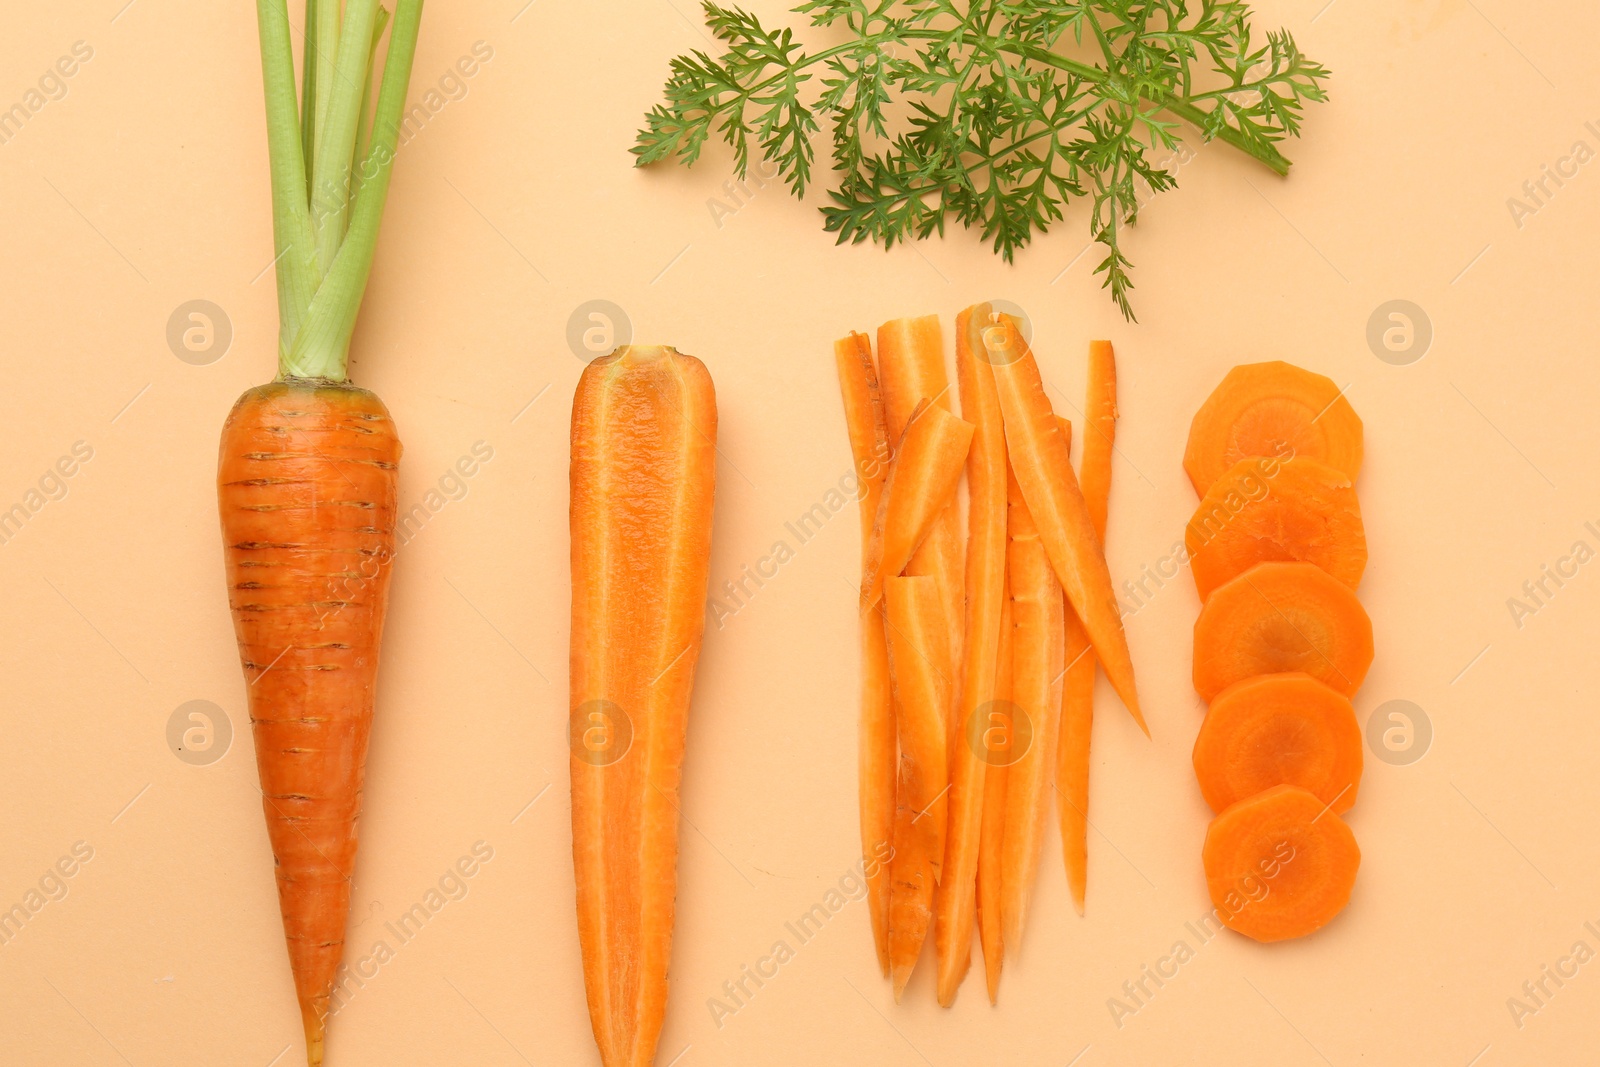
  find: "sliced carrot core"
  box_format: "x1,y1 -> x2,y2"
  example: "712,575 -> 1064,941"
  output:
1192,672 -> 1363,814
1193,561 -> 1373,701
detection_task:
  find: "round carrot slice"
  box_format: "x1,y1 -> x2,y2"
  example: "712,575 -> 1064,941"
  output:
1186,456 -> 1367,599
1184,362 -> 1363,497
1192,673 -> 1363,814
1193,561 -> 1372,701
1202,785 -> 1360,942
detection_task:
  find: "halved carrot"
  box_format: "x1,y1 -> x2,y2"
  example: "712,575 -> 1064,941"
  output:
1184,361 -> 1363,497
933,304 -> 1008,1006
1193,561 -> 1373,702
976,584 -> 1013,1005
571,346 -> 717,1067
1187,456 -> 1367,599
1193,673 -> 1363,815
1202,785 -> 1361,942
879,315 -> 966,696
833,331 -> 895,976
862,402 -> 975,611
884,575 -> 953,998
983,316 -> 1145,734
999,467 -> 1065,956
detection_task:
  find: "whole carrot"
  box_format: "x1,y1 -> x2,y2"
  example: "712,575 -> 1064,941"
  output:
571,346 -> 717,1067
222,5 -> 423,1065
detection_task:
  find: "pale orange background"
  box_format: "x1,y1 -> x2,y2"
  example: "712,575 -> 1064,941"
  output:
2,1 -> 1597,1064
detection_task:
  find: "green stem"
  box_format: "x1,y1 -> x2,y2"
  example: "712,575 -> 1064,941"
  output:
256,0 -> 319,361
286,0 -> 424,381
312,0 -> 341,170
352,6 -> 392,209
299,0 -> 318,197
311,0 -> 381,278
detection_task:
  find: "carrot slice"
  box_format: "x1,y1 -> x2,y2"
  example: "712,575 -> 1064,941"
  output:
1202,785 -> 1360,942
1184,361 -> 1363,497
999,468 -> 1065,957
1193,561 -> 1373,702
862,402 -> 975,611
976,585 -> 1013,1005
933,304 -> 1008,1007
983,316 -> 1145,734
884,575 -> 953,998
1193,673 -> 1363,815
1080,340 -> 1116,543
833,332 -> 895,976
571,347 -> 716,1067
879,315 -> 966,698
1187,456 -> 1367,599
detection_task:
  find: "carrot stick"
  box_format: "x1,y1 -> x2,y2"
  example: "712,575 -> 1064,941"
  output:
983,317 -> 1146,735
933,304 -> 1009,1006
862,401 -> 975,610
999,466 -> 1065,955
833,332 -> 895,975
884,575 -> 953,998
571,346 -> 717,1067
879,315 -> 966,709
1061,343 -> 1113,918
976,583 -> 1013,1004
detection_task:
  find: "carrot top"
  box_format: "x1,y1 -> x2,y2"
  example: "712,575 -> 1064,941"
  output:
256,0 -> 424,382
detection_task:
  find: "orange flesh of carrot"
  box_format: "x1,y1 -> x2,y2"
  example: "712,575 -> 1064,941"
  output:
983,318 -> 1146,735
1186,455 -> 1367,599
933,304 -> 1008,1007
998,464 -> 1065,956
1193,560 -> 1374,702
1061,346 -> 1111,917
884,575 -> 954,998
976,586 -> 1013,1005
219,381 -> 402,1066
862,402 -> 975,611
571,346 -> 717,1067
1193,672 -> 1363,815
878,315 -> 966,708
1201,784 -> 1361,942
1184,360 -> 1364,498
834,332 -> 896,975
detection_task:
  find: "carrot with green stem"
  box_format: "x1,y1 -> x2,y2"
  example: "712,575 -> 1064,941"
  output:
571,347 -> 718,1067
220,6 -> 423,1065
933,304 -> 1008,1006
983,318 -> 1145,734
1059,345 -> 1114,915
834,332 -> 894,974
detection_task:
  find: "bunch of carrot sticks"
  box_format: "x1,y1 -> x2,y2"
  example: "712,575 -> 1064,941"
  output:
834,306 -> 1145,1005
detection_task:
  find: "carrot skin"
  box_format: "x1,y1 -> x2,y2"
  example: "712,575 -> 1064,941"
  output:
933,305 -> 1008,1006
571,347 -> 717,1067
834,332 -> 895,975
219,380 -> 402,1067
983,319 -> 1145,734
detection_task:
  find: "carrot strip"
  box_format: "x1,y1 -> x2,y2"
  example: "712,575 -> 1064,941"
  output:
933,304 -> 1008,1006
983,317 -> 1145,734
219,382 -> 401,1064
1080,341 -> 1117,543
862,402 -> 975,611
976,585 -> 1013,1005
884,575 -> 953,998
833,332 -> 895,976
879,315 -> 966,707
999,467 -> 1065,956
571,346 -> 717,1067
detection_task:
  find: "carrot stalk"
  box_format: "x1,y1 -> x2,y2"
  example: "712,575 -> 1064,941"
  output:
883,575 -> 954,998
932,304 -> 1008,1006
1060,344 -> 1113,917
862,401 -> 974,611
975,585 -> 1013,1004
982,318 -> 1145,734
834,332 -> 895,975
571,347 -> 717,1067
878,316 -> 966,714
998,467 -> 1065,955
